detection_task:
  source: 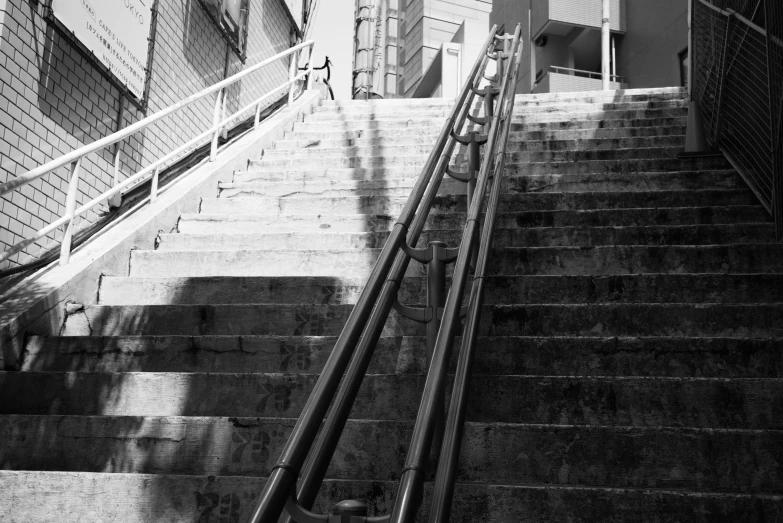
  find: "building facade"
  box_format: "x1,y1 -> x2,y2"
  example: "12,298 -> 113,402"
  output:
0,0 -> 297,269
491,0 -> 690,94
396,0 -> 491,98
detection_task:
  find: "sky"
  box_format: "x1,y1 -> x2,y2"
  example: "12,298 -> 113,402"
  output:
304,0 -> 355,100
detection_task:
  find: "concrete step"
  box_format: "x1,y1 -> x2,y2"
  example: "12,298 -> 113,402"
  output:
494,244 -> 783,275
218,177 -> 465,198
250,146 -> 687,170
487,303 -> 783,338
198,189 -> 759,217
304,110 -> 452,122
513,86 -> 685,102
1,372 -> 781,429
310,99 -> 686,117
1,416 -> 780,488
54,303 -> 420,337
283,124 -> 687,145
1,470 -> 779,523
510,107 -> 687,124
18,334 -> 783,378
176,206 -> 769,235
154,222 -> 775,254
277,125 -> 687,149
265,136 -> 687,160
128,249 -> 395,278
98,270 -> 783,308
291,115 -> 687,134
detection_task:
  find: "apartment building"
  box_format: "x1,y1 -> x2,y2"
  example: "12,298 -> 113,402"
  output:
491,0 -> 690,94
396,0 -> 492,98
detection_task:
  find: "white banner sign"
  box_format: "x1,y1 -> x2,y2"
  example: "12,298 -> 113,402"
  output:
52,0 -> 152,99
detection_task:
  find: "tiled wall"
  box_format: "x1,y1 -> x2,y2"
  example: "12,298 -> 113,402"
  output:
0,0 -> 292,269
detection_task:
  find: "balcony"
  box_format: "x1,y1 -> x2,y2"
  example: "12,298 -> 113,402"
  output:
532,0 -> 626,40
533,66 -> 627,94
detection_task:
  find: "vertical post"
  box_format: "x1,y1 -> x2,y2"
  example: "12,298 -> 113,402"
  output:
366,3 -> 374,100
59,158 -> 82,266
763,0 -> 782,239
611,35 -> 617,79
288,47 -> 298,105
688,0 -> 694,101
713,10 -> 735,146
150,166 -> 160,203
426,241 -> 448,472
306,43 -> 315,91
254,102 -> 263,130
211,89 -> 224,161
602,0 -> 611,90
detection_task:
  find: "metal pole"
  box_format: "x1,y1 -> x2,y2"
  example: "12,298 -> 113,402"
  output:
763,0 -> 782,240
688,0 -> 694,101
602,0 -> 611,90
59,159 -> 82,266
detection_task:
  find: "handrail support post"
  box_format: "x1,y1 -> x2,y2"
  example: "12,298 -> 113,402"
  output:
59,158 -> 82,266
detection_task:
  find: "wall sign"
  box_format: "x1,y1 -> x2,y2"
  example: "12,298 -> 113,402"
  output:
51,0 -> 153,100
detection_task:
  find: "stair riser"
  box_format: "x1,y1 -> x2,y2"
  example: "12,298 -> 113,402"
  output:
292,116 -> 687,134
487,304 -> 783,338
180,207 -> 769,234
282,125 -> 686,145
129,250 -> 421,279
57,304 -> 422,337
267,137 -> 687,158
311,100 -> 686,116
303,107 -> 687,124
21,335 -> 783,378
494,245 -> 783,275
199,190 -> 759,217
251,147 -> 686,169
1,471 -> 777,523
1,418 -> 777,491
156,224 -> 774,253
0,375 -> 779,429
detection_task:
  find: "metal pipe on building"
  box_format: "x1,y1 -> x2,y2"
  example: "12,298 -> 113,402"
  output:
602,0 -> 611,90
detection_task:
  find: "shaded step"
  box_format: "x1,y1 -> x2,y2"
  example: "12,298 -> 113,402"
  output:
128,249 -> 397,279
1,470 -> 779,523
509,115 -> 687,132
493,244 -> 783,275
199,189 -> 760,217
265,136 -> 686,159
1,417 -> 779,490
19,334 -> 783,378
1,372 -> 780,429
54,303 -> 421,337
486,303 -> 783,337
503,170 -> 744,193
510,107 -> 687,124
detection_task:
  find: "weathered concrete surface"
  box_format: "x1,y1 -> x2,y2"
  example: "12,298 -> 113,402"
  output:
3,86 -> 783,523
0,91 -> 325,368
17,335 -> 783,378
1,417 -> 780,491
1,470 -> 780,523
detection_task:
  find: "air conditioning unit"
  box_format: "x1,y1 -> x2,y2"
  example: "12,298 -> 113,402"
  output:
534,35 -> 548,47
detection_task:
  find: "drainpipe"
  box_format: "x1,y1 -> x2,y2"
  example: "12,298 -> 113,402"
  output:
602,0 -> 611,90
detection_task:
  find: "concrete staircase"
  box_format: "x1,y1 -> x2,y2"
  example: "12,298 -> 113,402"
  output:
2,87 -> 782,522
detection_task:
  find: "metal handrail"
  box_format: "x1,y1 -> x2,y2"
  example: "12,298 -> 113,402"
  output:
427,27 -> 525,523
0,39 -> 316,266
246,26 -> 503,523
386,25 -> 522,523
549,64 -> 626,83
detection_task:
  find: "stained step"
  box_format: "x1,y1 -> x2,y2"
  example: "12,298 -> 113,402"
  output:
18,335 -> 783,378
0,470 -> 779,523
1,373 -> 780,429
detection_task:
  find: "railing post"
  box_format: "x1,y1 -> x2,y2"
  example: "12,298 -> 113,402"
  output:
763,0 -> 782,240
59,158 -> 82,266
150,166 -> 160,203
306,44 -> 315,91
210,89 -> 224,161
289,47 -> 299,105
713,9 -> 735,145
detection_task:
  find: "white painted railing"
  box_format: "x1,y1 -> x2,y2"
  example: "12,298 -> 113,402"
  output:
0,40 -> 316,267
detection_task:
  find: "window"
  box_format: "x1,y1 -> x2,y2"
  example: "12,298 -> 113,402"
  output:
198,0 -> 250,61
679,47 -> 689,90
